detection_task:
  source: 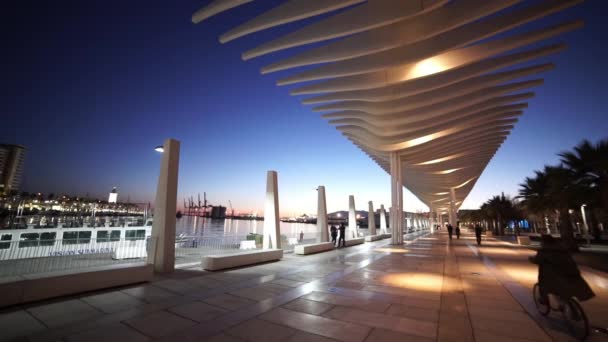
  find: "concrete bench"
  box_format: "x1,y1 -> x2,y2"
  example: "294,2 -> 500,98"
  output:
202,249 -> 283,271
344,238 -> 365,247
364,234 -> 391,242
294,242 -> 334,255
517,236 -> 531,245
239,240 -> 257,250
485,231 -> 493,237
287,238 -> 298,245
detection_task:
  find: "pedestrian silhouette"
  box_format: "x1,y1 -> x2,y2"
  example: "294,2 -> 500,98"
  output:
447,224 -> 453,240
338,223 -> 346,247
330,225 -> 338,246
455,224 -> 461,239
474,224 -> 483,246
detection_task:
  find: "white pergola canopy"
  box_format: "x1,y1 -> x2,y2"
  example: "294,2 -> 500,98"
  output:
192,0 -> 583,231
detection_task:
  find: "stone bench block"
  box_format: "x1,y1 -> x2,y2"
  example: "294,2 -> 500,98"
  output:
294,242 -> 334,255
517,236 -> 531,245
202,249 -> 283,271
364,234 -> 391,242
344,238 -> 365,247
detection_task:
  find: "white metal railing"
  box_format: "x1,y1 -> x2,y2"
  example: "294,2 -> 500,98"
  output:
0,237 -> 156,278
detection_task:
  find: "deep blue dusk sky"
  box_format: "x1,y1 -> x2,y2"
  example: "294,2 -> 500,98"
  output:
2,1 -> 607,215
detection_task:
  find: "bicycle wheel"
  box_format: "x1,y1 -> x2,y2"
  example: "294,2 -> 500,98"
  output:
562,297 -> 589,340
533,283 -> 550,316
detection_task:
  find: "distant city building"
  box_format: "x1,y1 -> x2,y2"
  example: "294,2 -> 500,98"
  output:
0,144 -> 26,195
108,187 -> 118,203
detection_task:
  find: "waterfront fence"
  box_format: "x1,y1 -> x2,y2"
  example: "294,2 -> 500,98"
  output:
0,237 -> 157,278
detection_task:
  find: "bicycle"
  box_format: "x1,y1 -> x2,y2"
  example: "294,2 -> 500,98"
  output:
533,283 -> 589,340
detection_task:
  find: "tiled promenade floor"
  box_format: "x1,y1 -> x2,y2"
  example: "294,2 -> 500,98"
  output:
1,230 -> 608,342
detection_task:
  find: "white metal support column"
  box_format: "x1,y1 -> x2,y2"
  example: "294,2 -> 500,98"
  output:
380,204 -> 387,234
429,206 -> 435,233
449,188 -> 457,226
150,138 -> 180,273
368,201 -> 376,235
263,171 -> 281,249
348,195 -> 357,238
390,152 -> 403,244
317,185 -> 328,242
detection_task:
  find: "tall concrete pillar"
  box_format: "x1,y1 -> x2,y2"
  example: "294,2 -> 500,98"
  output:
390,152 -> 403,244
380,205 -> 387,234
368,201 -> 376,235
449,188 -> 457,227
263,171 -> 281,249
348,195 -> 357,238
317,186 -> 328,242
150,138 -> 180,273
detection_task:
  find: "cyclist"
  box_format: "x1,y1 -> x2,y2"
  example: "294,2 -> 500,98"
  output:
529,235 -> 594,305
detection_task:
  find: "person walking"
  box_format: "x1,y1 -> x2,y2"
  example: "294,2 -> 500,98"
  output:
447,224 -> 453,240
330,225 -> 338,246
455,223 -> 461,240
299,230 -> 304,242
338,223 -> 346,247
475,224 -> 483,246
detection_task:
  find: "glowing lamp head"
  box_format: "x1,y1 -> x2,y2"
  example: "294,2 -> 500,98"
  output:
154,145 -> 164,153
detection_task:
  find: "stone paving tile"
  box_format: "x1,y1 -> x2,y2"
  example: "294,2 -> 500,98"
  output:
123,310 -> 197,338
270,278 -> 307,288
225,318 -> 297,342
257,283 -> 293,294
333,280 -> 365,290
282,298 -> 334,315
361,284 -> 441,302
151,278 -> 202,294
384,303 -> 439,322
187,276 -> 228,289
202,294 -> 256,311
323,306 -> 437,339
285,331 -> 339,342
27,299 -> 102,328
465,296 -> 523,311
64,322 -> 149,342
205,333 -> 245,342
259,307 -> 371,342
0,310 -> 46,341
81,290 -> 145,314
168,301 -> 228,322
470,316 -> 551,341
303,291 -> 390,313
228,286 -> 280,302
363,328 -> 434,342
474,330 -> 543,342
121,285 -> 179,303
467,306 -> 531,323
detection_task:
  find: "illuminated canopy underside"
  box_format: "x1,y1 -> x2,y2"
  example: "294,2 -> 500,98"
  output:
193,0 -> 583,212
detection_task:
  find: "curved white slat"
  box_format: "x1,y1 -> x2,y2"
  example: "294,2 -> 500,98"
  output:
277,1 -> 580,84
192,0 -> 253,24
220,0 -> 365,43
262,0 -> 520,73
242,0 -> 447,60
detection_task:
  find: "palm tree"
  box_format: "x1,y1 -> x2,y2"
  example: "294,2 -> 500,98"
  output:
543,165 -> 583,250
559,138 -> 608,232
482,193 -> 517,235
519,170 -> 553,232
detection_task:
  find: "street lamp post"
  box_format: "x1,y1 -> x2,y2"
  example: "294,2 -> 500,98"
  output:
581,204 -> 590,245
